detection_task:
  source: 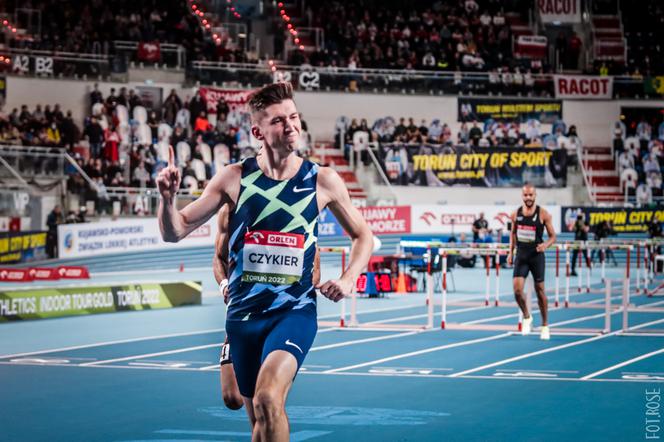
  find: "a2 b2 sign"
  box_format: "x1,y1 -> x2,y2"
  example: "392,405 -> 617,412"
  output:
13,55 -> 54,76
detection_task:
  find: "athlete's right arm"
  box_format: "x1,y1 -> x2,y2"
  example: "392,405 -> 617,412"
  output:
157,148 -> 240,242
213,205 -> 230,285
508,211 -> 517,266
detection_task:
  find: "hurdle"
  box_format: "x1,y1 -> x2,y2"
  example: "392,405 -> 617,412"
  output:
317,246 -> 351,328
437,246 -> 614,335
318,244 -> 436,331
561,243 -> 633,309
620,278 -> 664,335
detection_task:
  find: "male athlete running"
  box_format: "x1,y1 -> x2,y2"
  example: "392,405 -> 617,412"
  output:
507,184 -> 557,340
157,82 -> 373,441
213,204 -> 322,411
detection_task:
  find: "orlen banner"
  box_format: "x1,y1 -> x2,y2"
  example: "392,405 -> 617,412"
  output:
538,0 -> 581,23
57,217 -> 217,259
554,75 -> 613,99
412,205 -> 561,234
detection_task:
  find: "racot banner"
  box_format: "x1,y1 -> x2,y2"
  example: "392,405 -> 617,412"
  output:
554,75 -> 613,99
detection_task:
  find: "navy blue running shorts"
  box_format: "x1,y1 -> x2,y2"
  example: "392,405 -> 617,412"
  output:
225,304 -> 317,397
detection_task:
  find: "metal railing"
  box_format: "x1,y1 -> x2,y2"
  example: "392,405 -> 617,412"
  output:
4,48 -> 112,78
0,145 -> 67,179
188,61 -> 660,99
578,144 -> 597,204
113,40 -> 186,69
365,142 -> 397,205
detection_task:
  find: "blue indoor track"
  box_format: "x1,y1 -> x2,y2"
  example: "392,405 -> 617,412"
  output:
2,237 -> 664,442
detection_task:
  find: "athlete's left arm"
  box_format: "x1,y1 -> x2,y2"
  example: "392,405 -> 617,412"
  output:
537,208 -> 558,252
316,167 -> 373,301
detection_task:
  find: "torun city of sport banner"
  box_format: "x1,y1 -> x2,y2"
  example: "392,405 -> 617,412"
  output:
562,207 -> 664,233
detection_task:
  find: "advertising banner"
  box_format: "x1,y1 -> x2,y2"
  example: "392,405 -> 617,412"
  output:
562,207 -> 664,233
412,205 -> 561,235
357,206 -> 411,235
0,231 -> 47,264
198,87 -> 253,113
458,97 -> 563,124
384,145 -> 567,187
0,281 -> 202,322
554,75 -> 613,99
538,0 -> 581,23
57,218 -> 217,259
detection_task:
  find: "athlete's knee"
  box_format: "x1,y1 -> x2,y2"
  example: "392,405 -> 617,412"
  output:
223,391 -> 244,410
514,286 -> 524,297
252,388 -> 285,424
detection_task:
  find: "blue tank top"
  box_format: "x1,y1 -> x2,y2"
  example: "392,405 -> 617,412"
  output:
226,157 -> 319,320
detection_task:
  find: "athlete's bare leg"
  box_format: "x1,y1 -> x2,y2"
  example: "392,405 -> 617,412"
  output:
534,281 -> 548,326
249,350 -> 297,442
220,363 -> 244,410
513,276 -> 529,318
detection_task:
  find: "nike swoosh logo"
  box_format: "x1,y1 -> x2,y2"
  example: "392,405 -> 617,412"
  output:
293,186 -> 313,193
285,339 -> 303,354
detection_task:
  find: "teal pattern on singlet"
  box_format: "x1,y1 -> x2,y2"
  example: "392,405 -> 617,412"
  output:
226,157 -> 319,320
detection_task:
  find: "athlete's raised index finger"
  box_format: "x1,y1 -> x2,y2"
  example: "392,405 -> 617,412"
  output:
168,145 -> 175,166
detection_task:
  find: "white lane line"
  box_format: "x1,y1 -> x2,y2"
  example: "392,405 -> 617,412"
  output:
580,347 -> 664,380
323,332 -> 511,374
79,343 -> 222,366
450,317 -> 664,378
303,371 -> 664,383
0,302 -> 427,359
4,360 -> 664,383
0,328 -> 226,359
75,327 -> 428,368
497,368 -> 579,373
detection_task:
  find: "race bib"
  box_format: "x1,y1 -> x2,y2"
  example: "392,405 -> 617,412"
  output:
516,224 -> 536,243
242,230 -> 305,285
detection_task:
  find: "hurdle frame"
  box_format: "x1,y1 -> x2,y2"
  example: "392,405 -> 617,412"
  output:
437,245 -> 614,336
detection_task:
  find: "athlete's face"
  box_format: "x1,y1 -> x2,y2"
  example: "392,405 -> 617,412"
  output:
252,99 -> 301,152
522,186 -> 536,208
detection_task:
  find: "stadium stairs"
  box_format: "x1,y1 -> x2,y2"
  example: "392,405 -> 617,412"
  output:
591,14 -> 626,63
312,141 -> 368,205
582,146 -> 623,203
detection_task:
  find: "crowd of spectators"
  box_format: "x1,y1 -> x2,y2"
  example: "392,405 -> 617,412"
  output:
0,99 -> 79,149
67,84 -> 257,215
337,114 -> 580,151
290,0 -> 537,75
4,0 -> 252,63
613,119 -> 664,205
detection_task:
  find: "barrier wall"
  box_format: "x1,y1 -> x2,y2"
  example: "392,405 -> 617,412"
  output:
57,217 -> 217,259
0,281 -> 202,322
58,206 -> 562,258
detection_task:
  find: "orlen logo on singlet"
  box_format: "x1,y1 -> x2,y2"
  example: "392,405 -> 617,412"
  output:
268,234 -> 297,247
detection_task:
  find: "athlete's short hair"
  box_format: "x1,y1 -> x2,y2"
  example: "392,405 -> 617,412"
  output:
248,82 -> 294,114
